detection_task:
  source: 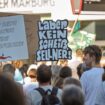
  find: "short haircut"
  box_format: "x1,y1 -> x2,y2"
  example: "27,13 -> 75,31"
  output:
63,77 -> 82,88
2,64 -> 15,75
83,45 -> 102,64
60,66 -> 72,78
62,85 -> 84,105
37,64 -> 52,83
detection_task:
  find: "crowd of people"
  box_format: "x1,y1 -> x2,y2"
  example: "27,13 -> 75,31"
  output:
0,45 -> 105,105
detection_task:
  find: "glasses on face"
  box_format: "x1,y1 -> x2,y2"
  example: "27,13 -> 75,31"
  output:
29,75 -> 36,78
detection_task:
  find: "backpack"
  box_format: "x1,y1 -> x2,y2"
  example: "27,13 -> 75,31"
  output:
36,87 -> 61,105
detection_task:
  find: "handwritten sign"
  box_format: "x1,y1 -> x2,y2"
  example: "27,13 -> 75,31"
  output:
36,20 -> 72,61
0,15 -> 28,62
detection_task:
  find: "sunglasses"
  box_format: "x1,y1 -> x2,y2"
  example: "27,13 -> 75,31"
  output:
29,75 -> 36,78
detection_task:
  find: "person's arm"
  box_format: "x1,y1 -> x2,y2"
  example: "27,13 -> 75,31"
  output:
80,72 -> 87,95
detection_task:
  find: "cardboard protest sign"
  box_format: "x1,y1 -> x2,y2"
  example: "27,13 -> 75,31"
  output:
36,20 -> 72,61
0,15 -> 28,62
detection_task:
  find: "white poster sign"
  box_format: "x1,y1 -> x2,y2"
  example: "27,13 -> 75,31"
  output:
0,15 -> 28,62
0,0 -> 55,13
0,0 -> 105,21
